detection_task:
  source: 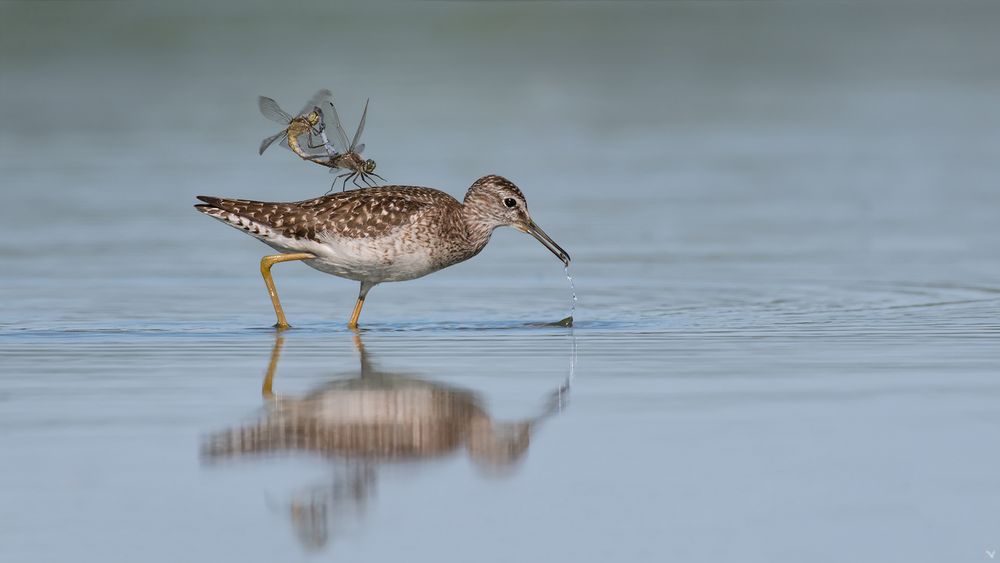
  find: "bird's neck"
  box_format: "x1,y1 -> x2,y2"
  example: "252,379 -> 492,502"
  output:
459,205 -> 496,256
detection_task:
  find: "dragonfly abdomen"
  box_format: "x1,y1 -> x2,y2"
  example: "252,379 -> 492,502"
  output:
285,119 -> 315,160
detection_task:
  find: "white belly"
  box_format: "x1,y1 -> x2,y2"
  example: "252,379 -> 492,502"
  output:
266,232 -> 440,283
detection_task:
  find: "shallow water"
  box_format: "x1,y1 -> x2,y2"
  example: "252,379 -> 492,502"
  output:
3,2 -> 1000,562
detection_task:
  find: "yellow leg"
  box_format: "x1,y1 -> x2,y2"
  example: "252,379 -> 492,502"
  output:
348,297 -> 365,329
348,282 -> 376,329
260,253 -> 315,329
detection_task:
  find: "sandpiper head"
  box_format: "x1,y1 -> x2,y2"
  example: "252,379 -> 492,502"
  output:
464,175 -> 571,266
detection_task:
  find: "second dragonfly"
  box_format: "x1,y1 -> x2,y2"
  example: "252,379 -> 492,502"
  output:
258,89 -> 384,191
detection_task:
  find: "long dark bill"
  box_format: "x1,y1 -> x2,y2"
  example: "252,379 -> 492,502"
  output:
525,221 -> 571,266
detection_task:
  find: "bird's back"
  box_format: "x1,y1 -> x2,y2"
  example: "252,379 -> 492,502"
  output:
195,186 -> 462,242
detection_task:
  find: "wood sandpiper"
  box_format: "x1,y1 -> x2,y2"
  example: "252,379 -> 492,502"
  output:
194,175 -> 570,328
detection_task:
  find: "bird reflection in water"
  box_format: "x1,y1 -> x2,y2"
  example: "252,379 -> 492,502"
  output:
200,333 -> 573,551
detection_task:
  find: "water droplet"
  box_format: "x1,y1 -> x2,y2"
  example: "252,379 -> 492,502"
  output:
565,265 -> 577,321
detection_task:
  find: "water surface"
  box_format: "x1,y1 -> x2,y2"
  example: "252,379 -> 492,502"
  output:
2,2 -> 999,562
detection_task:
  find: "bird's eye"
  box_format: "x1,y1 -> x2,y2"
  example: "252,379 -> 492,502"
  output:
503,198 -> 517,208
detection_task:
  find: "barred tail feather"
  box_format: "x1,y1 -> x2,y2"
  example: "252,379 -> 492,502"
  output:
194,196 -> 281,241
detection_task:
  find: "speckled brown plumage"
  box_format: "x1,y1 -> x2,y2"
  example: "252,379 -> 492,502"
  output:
196,186 -> 459,242
193,175 -> 570,324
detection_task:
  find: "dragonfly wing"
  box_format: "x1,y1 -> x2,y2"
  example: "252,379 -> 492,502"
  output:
259,130 -> 288,155
354,143 -> 365,154
258,96 -> 293,124
298,89 -> 332,117
349,98 -> 369,152
325,101 -> 351,153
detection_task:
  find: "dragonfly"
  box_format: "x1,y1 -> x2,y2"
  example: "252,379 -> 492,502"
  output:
257,89 -> 333,159
305,98 -> 385,191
